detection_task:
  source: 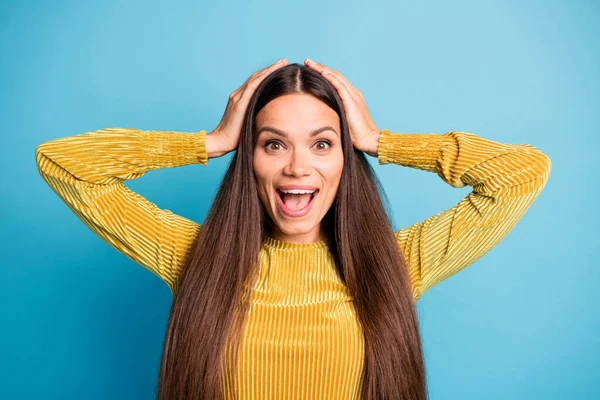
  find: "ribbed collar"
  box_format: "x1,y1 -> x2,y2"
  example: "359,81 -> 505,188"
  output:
263,235 -> 329,250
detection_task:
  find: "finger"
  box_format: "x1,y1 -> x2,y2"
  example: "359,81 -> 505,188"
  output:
247,61 -> 283,88
238,59 -> 286,89
320,67 -> 364,103
305,59 -> 350,92
305,58 -> 329,74
320,70 -> 356,106
306,59 -> 361,99
325,69 -> 361,100
256,58 -> 288,79
240,59 -> 288,99
236,59 -> 288,98
323,69 -> 355,99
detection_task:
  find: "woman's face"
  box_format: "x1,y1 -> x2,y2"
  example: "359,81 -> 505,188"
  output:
253,93 -> 343,244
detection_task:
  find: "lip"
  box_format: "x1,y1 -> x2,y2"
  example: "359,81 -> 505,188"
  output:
278,184 -> 319,191
276,189 -> 320,218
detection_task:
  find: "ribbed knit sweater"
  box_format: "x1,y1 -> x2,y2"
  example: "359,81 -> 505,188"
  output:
35,127 -> 551,399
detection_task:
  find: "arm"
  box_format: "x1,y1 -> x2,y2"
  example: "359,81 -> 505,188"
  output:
35,127 -> 213,293
377,129 -> 552,302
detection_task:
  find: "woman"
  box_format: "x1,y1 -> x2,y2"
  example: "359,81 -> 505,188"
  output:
35,58 -> 551,400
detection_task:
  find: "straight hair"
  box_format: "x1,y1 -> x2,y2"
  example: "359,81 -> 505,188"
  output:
157,63 -> 427,399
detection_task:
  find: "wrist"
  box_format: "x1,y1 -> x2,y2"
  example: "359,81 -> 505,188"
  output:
206,131 -> 232,159
364,129 -> 381,158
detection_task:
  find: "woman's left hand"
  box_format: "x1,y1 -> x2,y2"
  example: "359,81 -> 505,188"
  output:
305,58 -> 381,157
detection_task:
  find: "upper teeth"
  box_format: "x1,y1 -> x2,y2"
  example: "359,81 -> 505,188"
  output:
280,189 -> 315,194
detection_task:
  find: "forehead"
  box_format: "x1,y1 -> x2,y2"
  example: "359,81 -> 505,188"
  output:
255,93 -> 340,134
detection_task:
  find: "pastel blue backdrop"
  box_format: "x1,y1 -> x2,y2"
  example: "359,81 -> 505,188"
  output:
2,0 -> 597,399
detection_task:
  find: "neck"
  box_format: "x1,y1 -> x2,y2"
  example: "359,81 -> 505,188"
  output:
270,225 -> 323,244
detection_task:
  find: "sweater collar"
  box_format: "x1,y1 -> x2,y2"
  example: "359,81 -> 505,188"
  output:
263,235 -> 329,251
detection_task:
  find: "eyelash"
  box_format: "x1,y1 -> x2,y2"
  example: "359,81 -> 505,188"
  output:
264,140 -> 332,152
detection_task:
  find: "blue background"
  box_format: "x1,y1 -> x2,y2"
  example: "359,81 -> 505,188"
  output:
2,0 -> 597,398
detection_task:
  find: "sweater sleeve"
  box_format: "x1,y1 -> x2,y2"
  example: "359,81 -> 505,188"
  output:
377,128 -> 552,302
35,127 -> 209,293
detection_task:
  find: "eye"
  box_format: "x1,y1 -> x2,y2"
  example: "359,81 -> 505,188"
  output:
265,140 -> 283,151
314,140 -> 332,151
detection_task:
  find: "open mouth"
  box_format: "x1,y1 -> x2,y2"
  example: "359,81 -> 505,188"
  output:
276,189 -> 319,217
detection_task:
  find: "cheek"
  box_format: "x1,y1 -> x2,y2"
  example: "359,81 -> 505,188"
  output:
318,152 -> 344,182
253,160 -> 272,204
253,152 -> 267,182
254,179 -> 271,212
253,171 -> 267,197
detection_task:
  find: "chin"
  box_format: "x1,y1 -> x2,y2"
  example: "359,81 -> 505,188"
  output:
276,220 -> 316,235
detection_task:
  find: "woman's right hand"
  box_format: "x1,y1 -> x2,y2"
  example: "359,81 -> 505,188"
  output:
206,58 -> 289,158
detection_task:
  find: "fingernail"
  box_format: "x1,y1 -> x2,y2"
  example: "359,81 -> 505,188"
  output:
306,58 -> 312,64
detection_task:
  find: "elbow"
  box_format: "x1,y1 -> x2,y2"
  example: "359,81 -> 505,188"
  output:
540,151 -> 552,182
34,143 -> 45,171
35,143 -> 46,165
34,142 -> 54,179
34,139 -> 55,162
522,145 -> 552,187
533,148 -> 552,183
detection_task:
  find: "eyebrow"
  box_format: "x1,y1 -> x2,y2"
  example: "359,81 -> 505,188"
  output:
257,126 -> 338,138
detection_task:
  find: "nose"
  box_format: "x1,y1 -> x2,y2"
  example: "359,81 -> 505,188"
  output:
283,148 -> 311,177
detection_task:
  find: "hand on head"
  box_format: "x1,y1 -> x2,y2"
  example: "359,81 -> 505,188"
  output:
210,58 -> 289,154
209,58 -> 381,158
304,58 -> 381,157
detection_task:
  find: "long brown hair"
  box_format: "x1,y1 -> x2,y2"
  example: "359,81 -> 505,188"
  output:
157,63 -> 427,399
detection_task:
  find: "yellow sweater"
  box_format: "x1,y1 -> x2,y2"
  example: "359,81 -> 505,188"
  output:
35,127 -> 551,399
